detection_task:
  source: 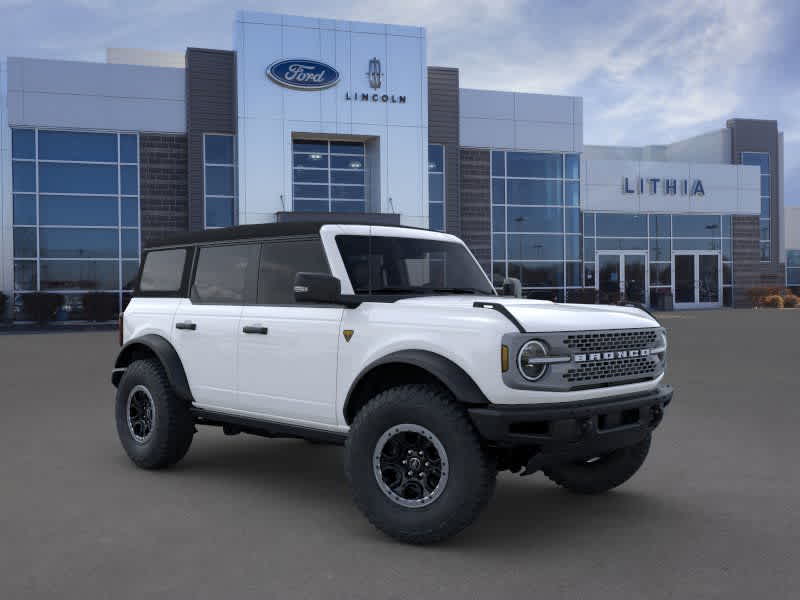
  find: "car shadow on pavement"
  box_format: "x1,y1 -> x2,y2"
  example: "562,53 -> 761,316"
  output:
148,432 -> 688,551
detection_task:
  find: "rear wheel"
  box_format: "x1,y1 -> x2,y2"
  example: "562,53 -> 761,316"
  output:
543,434 -> 651,494
345,384 -> 496,544
115,359 -> 194,470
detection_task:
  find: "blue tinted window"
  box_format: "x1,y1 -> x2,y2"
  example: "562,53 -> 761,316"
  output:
14,261 -> 37,290
760,175 -> 770,196
566,262 -> 581,287
595,213 -> 647,237
330,141 -> 364,155
294,199 -> 329,212
741,152 -> 769,174
122,198 -> 139,226
122,229 -> 139,258
120,134 -> 138,163
649,214 -> 671,237
759,220 -> 770,240
205,135 -> 235,164
331,156 -> 364,170
293,140 -> 328,154
673,214 -> 721,237
39,163 -> 118,194
493,235 -> 506,260
206,166 -> 235,196
492,206 -> 505,232
507,234 -> 563,260
12,129 -> 35,159
787,250 -> 800,268
293,153 -> 329,168
565,235 -> 581,260
331,185 -> 364,200
722,238 -> 732,261
428,145 -> 444,172
760,242 -> 770,261
491,151 -> 505,177
294,168 -> 328,184
673,238 -> 721,251
596,238 -> 648,251
492,179 -> 505,205
14,228 -> 37,258
565,154 -> 580,179
429,173 -> 444,204
13,194 -> 36,225
583,213 -> 594,236
121,165 -> 138,195
40,260 -> 119,291
507,206 -> 563,233
565,181 -> 579,206
12,161 -> 36,192
122,261 -> 140,289
205,197 -> 234,227
649,239 -> 671,261
565,208 -> 580,233
761,197 -> 770,218
507,180 -> 562,205
39,228 -> 118,258
508,261 -> 563,287
507,152 -> 562,178
789,269 -> 800,285
40,195 -> 118,226
721,215 -> 732,237
332,201 -> 365,213
38,130 -> 117,162
583,238 -> 595,261
332,170 -> 365,185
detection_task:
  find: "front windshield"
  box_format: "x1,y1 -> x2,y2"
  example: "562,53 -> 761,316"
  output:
335,235 -> 496,296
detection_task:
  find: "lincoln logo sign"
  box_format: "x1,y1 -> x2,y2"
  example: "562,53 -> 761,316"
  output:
266,59 -> 340,90
623,176 -> 705,196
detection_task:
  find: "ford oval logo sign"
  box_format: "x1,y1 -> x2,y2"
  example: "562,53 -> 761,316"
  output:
267,59 -> 340,90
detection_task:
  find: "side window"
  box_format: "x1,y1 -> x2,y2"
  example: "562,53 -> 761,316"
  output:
258,238 -> 330,304
139,248 -> 187,293
191,244 -> 258,304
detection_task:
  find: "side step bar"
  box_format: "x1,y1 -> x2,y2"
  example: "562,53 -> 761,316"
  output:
191,408 -> 347,445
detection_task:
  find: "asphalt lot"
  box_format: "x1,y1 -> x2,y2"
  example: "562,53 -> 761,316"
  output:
1,309 -> 799,599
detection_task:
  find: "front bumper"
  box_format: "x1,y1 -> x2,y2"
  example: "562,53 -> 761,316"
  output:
468,384 -> 672,468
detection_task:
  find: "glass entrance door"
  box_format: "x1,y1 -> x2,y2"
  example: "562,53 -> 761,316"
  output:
672,252 -> 721,308
596,252 -> 648,305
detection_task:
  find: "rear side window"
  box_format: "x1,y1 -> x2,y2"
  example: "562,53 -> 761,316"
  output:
191,244 -> 258,304
139,248 -> 187,293
258,239 -> 330,304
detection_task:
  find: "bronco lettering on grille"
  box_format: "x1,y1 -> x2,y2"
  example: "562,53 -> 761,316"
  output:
574,349 -> 651,362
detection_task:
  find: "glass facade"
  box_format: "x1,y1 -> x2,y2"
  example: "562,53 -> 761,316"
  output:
491,150 -> 580,300
11,128 -> 140,319
788,250 -> 800,288
204,134 -> 236,228
428,144 -> 444,231
584,213 -> 733,306
741,152 -> 770,261
292,140 -> 366,213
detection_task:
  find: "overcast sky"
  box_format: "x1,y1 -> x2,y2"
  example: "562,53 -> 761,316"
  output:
2,0 -> 798,204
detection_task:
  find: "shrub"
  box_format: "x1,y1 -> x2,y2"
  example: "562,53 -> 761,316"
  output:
762,295 -> 784,309
82,292 -> 118,322
21,293 -> 64,324
782,294 -> 799,308
747,287 -> 790,307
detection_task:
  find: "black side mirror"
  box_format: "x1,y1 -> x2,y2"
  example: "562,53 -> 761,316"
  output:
294,272 -> 342,304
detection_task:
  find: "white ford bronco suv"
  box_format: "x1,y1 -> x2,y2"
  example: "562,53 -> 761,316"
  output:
113,221 -> 672,544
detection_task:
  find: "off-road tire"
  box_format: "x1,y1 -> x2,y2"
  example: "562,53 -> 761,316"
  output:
543,434 -> 651,494
345,384 -> 496,544
115,359 -> 194,470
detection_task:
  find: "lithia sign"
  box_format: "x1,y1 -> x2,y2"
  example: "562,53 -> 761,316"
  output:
623,176 -> 705,196
266,57 -> 406,103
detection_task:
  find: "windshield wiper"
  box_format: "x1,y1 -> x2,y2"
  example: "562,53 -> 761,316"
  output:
353,287 -> 433,295
431,287 -> 486,295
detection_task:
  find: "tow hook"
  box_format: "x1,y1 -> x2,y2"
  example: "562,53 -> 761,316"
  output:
649,405 -> 664,427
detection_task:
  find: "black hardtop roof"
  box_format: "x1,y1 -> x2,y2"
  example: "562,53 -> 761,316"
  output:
147,220 -> 430,249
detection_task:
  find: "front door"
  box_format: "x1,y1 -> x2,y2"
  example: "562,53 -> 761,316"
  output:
672,252 -> 721,309
596,252 -> 648,305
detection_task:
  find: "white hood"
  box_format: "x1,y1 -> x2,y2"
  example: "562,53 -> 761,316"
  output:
394,296 -> 659,332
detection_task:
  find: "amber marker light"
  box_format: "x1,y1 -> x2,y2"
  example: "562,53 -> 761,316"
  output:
501,345 -> 510,372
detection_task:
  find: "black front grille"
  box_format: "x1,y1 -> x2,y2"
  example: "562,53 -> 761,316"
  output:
563,330 -> 659,353
563,356 -> 659,384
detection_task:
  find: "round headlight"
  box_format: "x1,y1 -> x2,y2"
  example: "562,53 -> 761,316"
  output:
518,340 -> 549,381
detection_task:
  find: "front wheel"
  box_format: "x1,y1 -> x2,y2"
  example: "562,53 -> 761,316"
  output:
345,384 -> 496,544
543,434 -> 652,494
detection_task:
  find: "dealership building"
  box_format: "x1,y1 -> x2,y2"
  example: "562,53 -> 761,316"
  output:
0,10 -> 794,319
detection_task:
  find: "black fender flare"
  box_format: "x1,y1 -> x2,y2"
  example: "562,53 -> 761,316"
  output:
112,334 -> 193,403
343,350 -> 489,423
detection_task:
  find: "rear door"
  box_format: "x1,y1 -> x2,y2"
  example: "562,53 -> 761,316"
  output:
172,243 -> 259,409
235,237 -> 343,426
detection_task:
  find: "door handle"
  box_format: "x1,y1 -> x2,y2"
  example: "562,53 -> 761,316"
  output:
242,325 -> 269,335
175,321 -> 196,330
